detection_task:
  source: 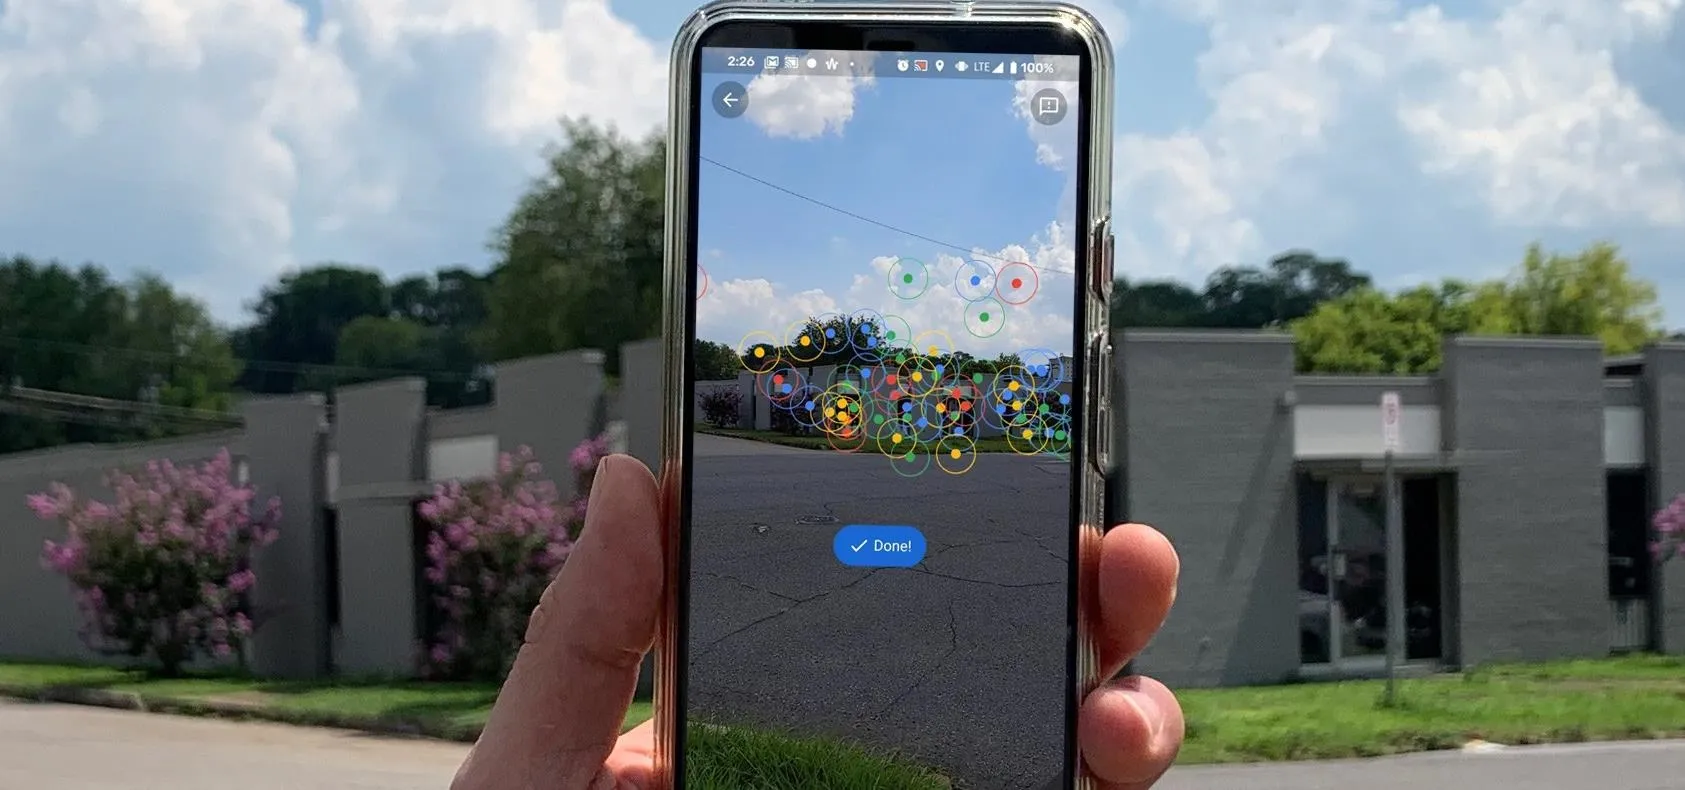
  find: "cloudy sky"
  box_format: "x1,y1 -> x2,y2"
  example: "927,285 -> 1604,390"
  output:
696,51 -> 1080,358
1,0 -> 1682,327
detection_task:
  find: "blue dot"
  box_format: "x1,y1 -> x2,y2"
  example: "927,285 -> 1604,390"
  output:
969,275 -> 981,286
866,338 -> 878,348
804,401 -> 815,410
934,364 -> 945,375
1060,394 -> 1071,406
902,402 -> 913,413
995,404 -> 1007,414
825,328 -> 835,339
952,427 -> 965,436
1044,429 -> 1055,438
781,384 -> 792,394
915,418 -> 928,429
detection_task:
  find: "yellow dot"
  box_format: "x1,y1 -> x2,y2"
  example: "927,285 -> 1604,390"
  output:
927,345 -> 938,355
949,448 -> 962,459
935,403 -> 947,413
838,398 -> 849,407
825,407 -> 836,417
1021,429 -> 1033,439
911,372 -> 923,382
1012,401 -> 1023,411
753,347 -> 766,358
892,433 -> 904,443
799,336 -> 811,346
839,413 -> 852,424
1008,380 -> 1021,392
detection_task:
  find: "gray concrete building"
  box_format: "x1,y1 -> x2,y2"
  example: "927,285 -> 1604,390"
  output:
1,332 -> 1680,688
1119,331 -> 1685,688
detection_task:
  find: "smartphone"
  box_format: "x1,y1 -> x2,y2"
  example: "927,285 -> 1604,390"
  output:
659,3 -> 1115,788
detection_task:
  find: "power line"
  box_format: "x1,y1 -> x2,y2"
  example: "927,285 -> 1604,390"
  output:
699,155 -> 1074,277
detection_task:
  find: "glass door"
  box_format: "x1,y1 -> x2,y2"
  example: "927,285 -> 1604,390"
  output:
1326,477 -> 1389,671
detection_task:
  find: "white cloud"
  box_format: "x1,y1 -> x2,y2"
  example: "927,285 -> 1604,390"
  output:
697,224 -> 1076,360
744,53 -> 874,140
0,0 -> 667,319
1110,0 -> 1685,282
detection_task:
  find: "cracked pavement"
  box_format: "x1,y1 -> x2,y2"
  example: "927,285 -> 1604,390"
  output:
686,433 -> 1070,789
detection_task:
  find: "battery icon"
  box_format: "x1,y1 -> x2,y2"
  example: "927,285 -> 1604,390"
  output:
1010,61 -> 1018,75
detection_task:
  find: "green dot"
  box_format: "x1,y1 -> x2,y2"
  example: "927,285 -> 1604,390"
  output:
886,331 -> 897,341
1038,404 -> 1050,414
902,273 -> 914,284
848,402 -> 860,413
979,312 -> 990,322
1055,430 -> 1068,441
972,373 -> 984,384
873,414 -> 886,425
895,353 -> 906,364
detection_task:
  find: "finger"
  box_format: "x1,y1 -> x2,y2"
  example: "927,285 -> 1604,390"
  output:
591,721 -> 657,790
453,454 -> 663,790
1078,675 -> 1184,790
1096,523 -> 1179,677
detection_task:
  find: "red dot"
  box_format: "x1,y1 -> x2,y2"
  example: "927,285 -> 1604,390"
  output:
773,374 -> 784,385
1011,278 -> 1024,289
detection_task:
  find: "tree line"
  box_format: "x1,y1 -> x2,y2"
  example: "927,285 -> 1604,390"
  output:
0,119 -> 1670,455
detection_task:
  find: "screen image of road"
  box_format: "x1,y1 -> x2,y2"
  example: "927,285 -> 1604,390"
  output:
687,48 -> 1082,790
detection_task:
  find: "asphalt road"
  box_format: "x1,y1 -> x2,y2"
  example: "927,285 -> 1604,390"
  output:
686,433 -> 1072,790
7,700 -> 1685,789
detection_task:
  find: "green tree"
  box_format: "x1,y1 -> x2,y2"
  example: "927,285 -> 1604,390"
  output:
0,257 -> 237,453
1487,242 -> 1663,355
486,120 -> 666,374
234,264 -> 389,394
694,340 -> 741,381
1291,242 -> 1663,373
1112,250 -> 1370,329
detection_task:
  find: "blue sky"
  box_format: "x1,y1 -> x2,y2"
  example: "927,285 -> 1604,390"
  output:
695,54 -> 1079,356
0,0 -> 1681,330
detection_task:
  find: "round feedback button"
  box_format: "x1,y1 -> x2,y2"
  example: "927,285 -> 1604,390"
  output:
833,525 -> 927,568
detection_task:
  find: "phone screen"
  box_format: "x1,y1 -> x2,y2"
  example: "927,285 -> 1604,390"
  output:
681,37 -> 1087,790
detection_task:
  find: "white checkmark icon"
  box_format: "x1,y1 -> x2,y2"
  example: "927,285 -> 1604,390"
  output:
850,539 -> 869,552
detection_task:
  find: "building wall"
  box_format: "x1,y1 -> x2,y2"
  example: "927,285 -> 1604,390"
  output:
1441,336 -> 1610,665
3,334 -> 1681,682
1119,331 -> 1300,688
1644,343 -> 1685,654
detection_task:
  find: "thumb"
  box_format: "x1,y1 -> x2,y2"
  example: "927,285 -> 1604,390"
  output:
453,454 -> 663,789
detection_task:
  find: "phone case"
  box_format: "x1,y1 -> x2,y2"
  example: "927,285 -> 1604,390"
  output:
658,3 -> 1116,787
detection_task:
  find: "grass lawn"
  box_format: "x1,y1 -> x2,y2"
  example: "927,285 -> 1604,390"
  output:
3,654 -> 1684,773
1175,653 -> 1685,763
685,723 -> 949,790
699,426 -> 1025,454
0,661 -> 650,741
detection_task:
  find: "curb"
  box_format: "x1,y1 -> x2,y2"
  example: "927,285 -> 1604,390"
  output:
0,684 -> 482,743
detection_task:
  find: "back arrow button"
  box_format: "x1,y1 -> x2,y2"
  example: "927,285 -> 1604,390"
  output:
712,81 -> 748,119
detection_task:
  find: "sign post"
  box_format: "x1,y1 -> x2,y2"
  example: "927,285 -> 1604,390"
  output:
1380,391 -> 1404,704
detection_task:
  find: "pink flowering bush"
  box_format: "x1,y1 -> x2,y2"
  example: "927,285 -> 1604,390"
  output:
418,437 -> 612,681
31,449 -> 280,677
1654,494 -> 1685,564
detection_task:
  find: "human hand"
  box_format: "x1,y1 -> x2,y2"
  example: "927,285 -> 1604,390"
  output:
451,454 -> 1184,789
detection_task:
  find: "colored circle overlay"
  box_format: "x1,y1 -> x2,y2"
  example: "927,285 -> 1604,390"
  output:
964,297 -> 1006,339
995,261 -> 1041,306
887,257 -> 931,300
954,259 -> 996,303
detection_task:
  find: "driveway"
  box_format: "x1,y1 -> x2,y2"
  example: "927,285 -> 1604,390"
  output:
7,700 -> 1683,789
686,433 -> 1071,789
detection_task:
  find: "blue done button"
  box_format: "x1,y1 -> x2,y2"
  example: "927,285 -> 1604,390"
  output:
833,524 -> 927,568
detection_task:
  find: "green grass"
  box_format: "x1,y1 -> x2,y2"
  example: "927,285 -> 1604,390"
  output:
1175,653 -> 1685,764
5,654 -> 1685,771
0,660 -> 650,740
699,426 -> 1025,454
685,722 -> 949,790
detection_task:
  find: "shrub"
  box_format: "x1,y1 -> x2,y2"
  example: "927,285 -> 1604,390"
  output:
700,388 -> 743,428
31,449 -> 280,677
1654,494 -> 1685,564
418,438 -> 609,681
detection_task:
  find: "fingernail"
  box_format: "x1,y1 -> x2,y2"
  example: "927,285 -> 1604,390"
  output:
1123,690 -> 1163,741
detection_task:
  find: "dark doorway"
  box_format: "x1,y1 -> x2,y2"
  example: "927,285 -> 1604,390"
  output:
1401,478 -> 1443,661
1607,471 -> 1654,600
